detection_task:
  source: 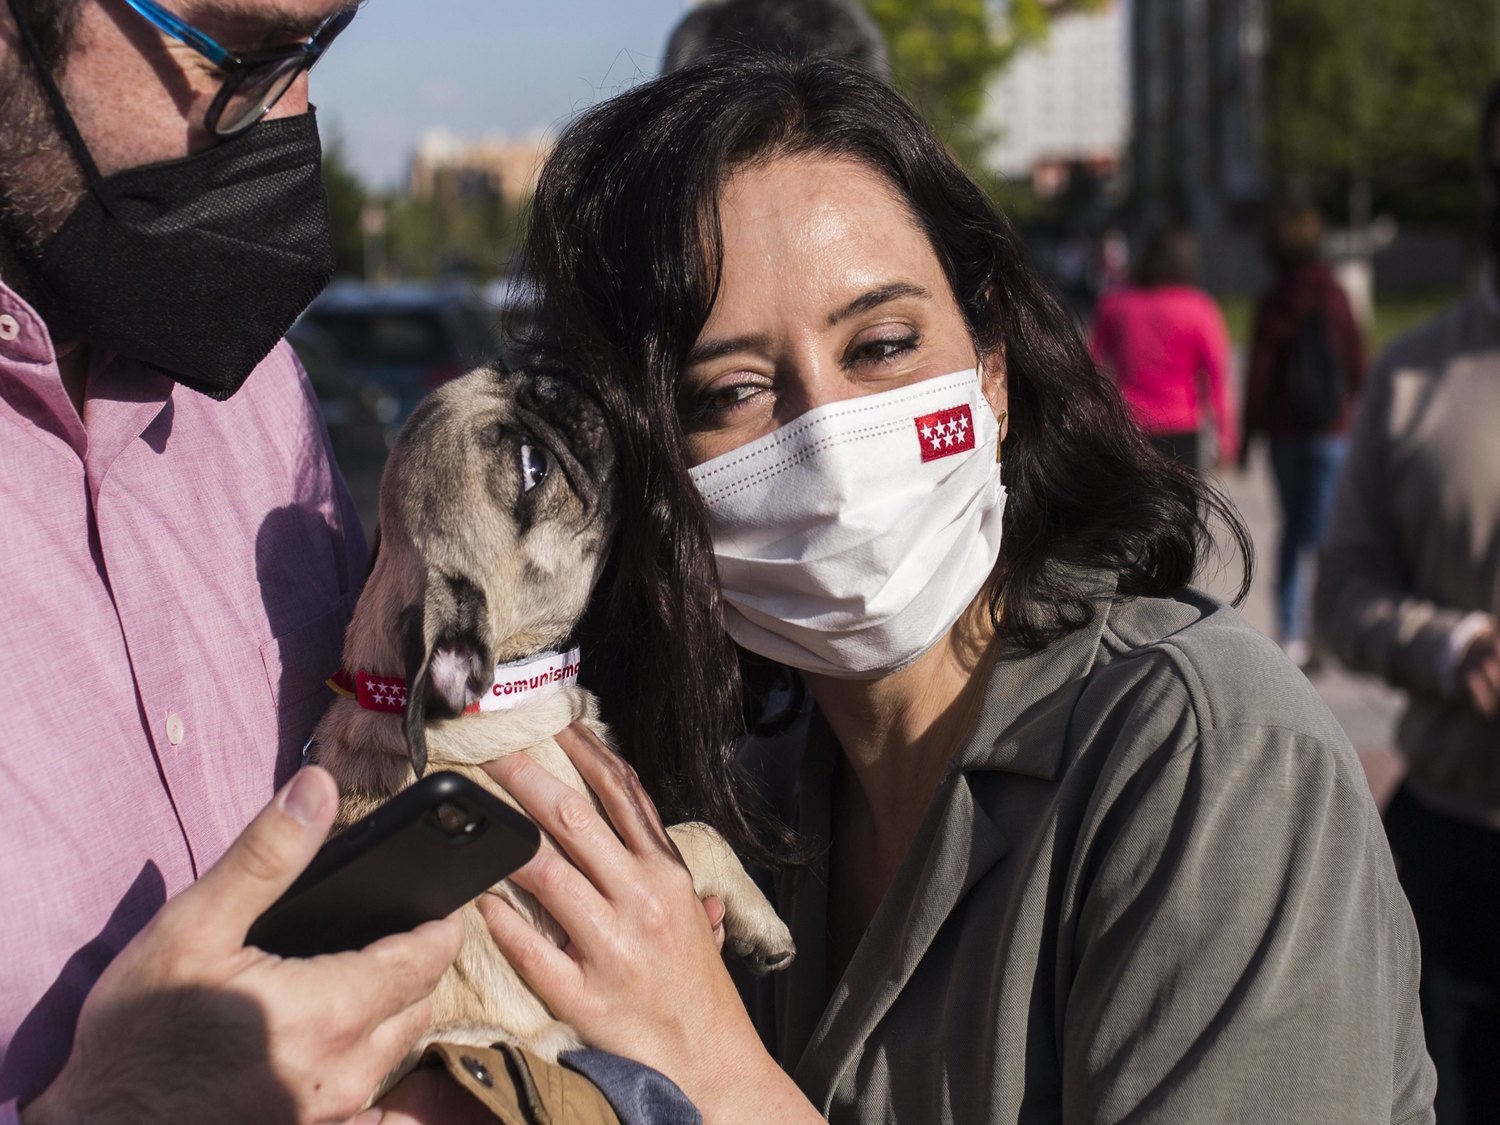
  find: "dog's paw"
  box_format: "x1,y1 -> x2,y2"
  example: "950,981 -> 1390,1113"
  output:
727,917 -> 796,976
509,1019 -> 585,1064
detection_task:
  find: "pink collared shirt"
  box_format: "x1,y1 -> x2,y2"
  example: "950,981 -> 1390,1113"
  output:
0,279 -> 365,1116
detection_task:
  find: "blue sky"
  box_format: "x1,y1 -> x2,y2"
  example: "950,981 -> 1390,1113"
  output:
311,0 -> 691,189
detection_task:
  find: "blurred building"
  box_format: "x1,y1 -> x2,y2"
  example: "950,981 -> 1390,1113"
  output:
1128,0 -> 1269,291
408,129 -> 553,207
982,0 -> 1129,197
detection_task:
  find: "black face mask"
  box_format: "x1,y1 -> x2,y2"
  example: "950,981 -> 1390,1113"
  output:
4,0 -> 334,400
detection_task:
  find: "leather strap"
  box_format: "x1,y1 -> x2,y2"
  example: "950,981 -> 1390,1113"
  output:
421,1041 -> 623,1125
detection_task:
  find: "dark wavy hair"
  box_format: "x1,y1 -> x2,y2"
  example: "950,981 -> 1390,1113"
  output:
516,55 -> 1251,866
663,0 -> 889,78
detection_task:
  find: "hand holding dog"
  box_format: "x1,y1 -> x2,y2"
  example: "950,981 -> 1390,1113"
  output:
21,767 -> 464,1125
480,725 -> 821,1125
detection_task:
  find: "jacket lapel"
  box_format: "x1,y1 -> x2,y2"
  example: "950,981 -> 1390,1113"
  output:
768,725 -> 835,1071
786,575 -> 1120,1110
791,769 -> 1009,1108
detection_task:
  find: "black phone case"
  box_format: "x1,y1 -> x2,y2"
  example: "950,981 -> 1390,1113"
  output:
246,771 -> 540,958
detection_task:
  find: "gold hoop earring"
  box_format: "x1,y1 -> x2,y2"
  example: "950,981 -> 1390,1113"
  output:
996,409 -> 1008,464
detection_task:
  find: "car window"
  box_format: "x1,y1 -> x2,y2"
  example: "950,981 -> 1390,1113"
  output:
453,305 -> 503,360
298,352 -> 343,401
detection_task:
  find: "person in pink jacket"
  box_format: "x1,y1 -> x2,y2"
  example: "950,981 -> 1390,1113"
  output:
1089,224 -> 1239,469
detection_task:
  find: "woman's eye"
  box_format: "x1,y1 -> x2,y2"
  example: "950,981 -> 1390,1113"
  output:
848,333 -> 919,366
519,442 -> 549,492
686,381 -> 764,422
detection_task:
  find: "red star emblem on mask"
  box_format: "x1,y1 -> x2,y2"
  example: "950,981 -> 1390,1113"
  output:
914,404 -> 976,463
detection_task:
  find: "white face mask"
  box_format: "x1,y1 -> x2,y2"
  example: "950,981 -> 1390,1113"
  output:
688,368 -> 1007,678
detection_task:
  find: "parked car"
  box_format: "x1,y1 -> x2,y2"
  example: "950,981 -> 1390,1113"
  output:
297,281 -> 503,427
483,274 -> 539,368
286,319 -> 394,533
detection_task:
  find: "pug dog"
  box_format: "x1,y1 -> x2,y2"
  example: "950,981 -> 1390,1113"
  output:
309,366 -> 795,1071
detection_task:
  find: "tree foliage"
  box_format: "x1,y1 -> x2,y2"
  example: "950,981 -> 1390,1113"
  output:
320,131 -> 368,278
385,187 -> 520,281
862,0 -> 1102,172
1265,0 -> 1497,225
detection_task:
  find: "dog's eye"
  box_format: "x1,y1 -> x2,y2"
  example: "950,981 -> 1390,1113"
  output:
520,442 -> 550,492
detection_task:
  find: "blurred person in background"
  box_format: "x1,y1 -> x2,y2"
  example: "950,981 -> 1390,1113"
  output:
1088,223 -> 1238,470
663,0 -> 889,77
1097,226 -> 1130,292
1315,79 -> 1500,1125
1244,202 -> 1365,669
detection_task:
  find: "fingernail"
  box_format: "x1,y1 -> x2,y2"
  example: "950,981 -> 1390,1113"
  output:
279,768 -> 328,826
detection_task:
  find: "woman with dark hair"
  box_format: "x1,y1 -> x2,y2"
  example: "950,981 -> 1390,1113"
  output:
476,56 -> 1434,1124
1088,223 -> 1239,470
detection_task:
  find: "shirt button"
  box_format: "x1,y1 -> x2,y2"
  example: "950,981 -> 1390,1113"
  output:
0,314 -> 18,342
166,712 -> 185,746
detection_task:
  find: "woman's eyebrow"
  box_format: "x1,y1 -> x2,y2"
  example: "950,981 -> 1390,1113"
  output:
686,282 -> 930,365
686,333 -> 771,366
827,282 -> 931,326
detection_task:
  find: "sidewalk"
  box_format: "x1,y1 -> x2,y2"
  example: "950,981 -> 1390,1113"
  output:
1198,448 -> 1407,807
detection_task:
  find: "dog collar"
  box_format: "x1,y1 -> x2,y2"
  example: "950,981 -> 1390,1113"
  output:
328,646 -> 583,716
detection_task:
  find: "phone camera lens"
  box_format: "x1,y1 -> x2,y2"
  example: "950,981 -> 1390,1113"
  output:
429,801 -> 480,836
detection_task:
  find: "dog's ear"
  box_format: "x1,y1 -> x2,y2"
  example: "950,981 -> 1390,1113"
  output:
400,573 -> 494,778
400,598 -> 432,778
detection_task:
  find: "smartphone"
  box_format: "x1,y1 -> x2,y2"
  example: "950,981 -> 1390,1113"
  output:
246,770 -> 540,959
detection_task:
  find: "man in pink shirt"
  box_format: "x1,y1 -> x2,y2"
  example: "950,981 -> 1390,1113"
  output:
0,0 -> 465,1120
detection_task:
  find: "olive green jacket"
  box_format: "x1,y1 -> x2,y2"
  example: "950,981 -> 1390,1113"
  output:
739,585 -> 1435,1123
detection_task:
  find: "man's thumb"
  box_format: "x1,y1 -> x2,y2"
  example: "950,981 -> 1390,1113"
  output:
175,766 -> 339,948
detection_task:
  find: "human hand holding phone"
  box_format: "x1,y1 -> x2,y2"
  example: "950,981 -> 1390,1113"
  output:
22,767 -> 464,1125
248,770 -> 540,959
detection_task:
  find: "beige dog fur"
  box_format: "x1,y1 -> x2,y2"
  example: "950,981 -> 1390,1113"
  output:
309,368 -> 795,1077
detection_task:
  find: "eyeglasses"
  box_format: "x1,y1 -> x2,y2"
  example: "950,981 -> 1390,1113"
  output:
118,0 -> 355,138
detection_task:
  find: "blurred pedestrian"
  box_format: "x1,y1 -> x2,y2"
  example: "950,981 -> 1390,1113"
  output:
664,0 -> 889,77
1099,227 -> 1130,287
1244,202 -> 1365,668
1088,224 -> 1238,469
1315,79 -> 1500,1125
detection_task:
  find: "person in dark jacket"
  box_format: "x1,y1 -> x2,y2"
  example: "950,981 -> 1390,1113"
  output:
1314,79 -> 1500,1124
663,0 -> 889,77
1243,203 -> 1365,667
